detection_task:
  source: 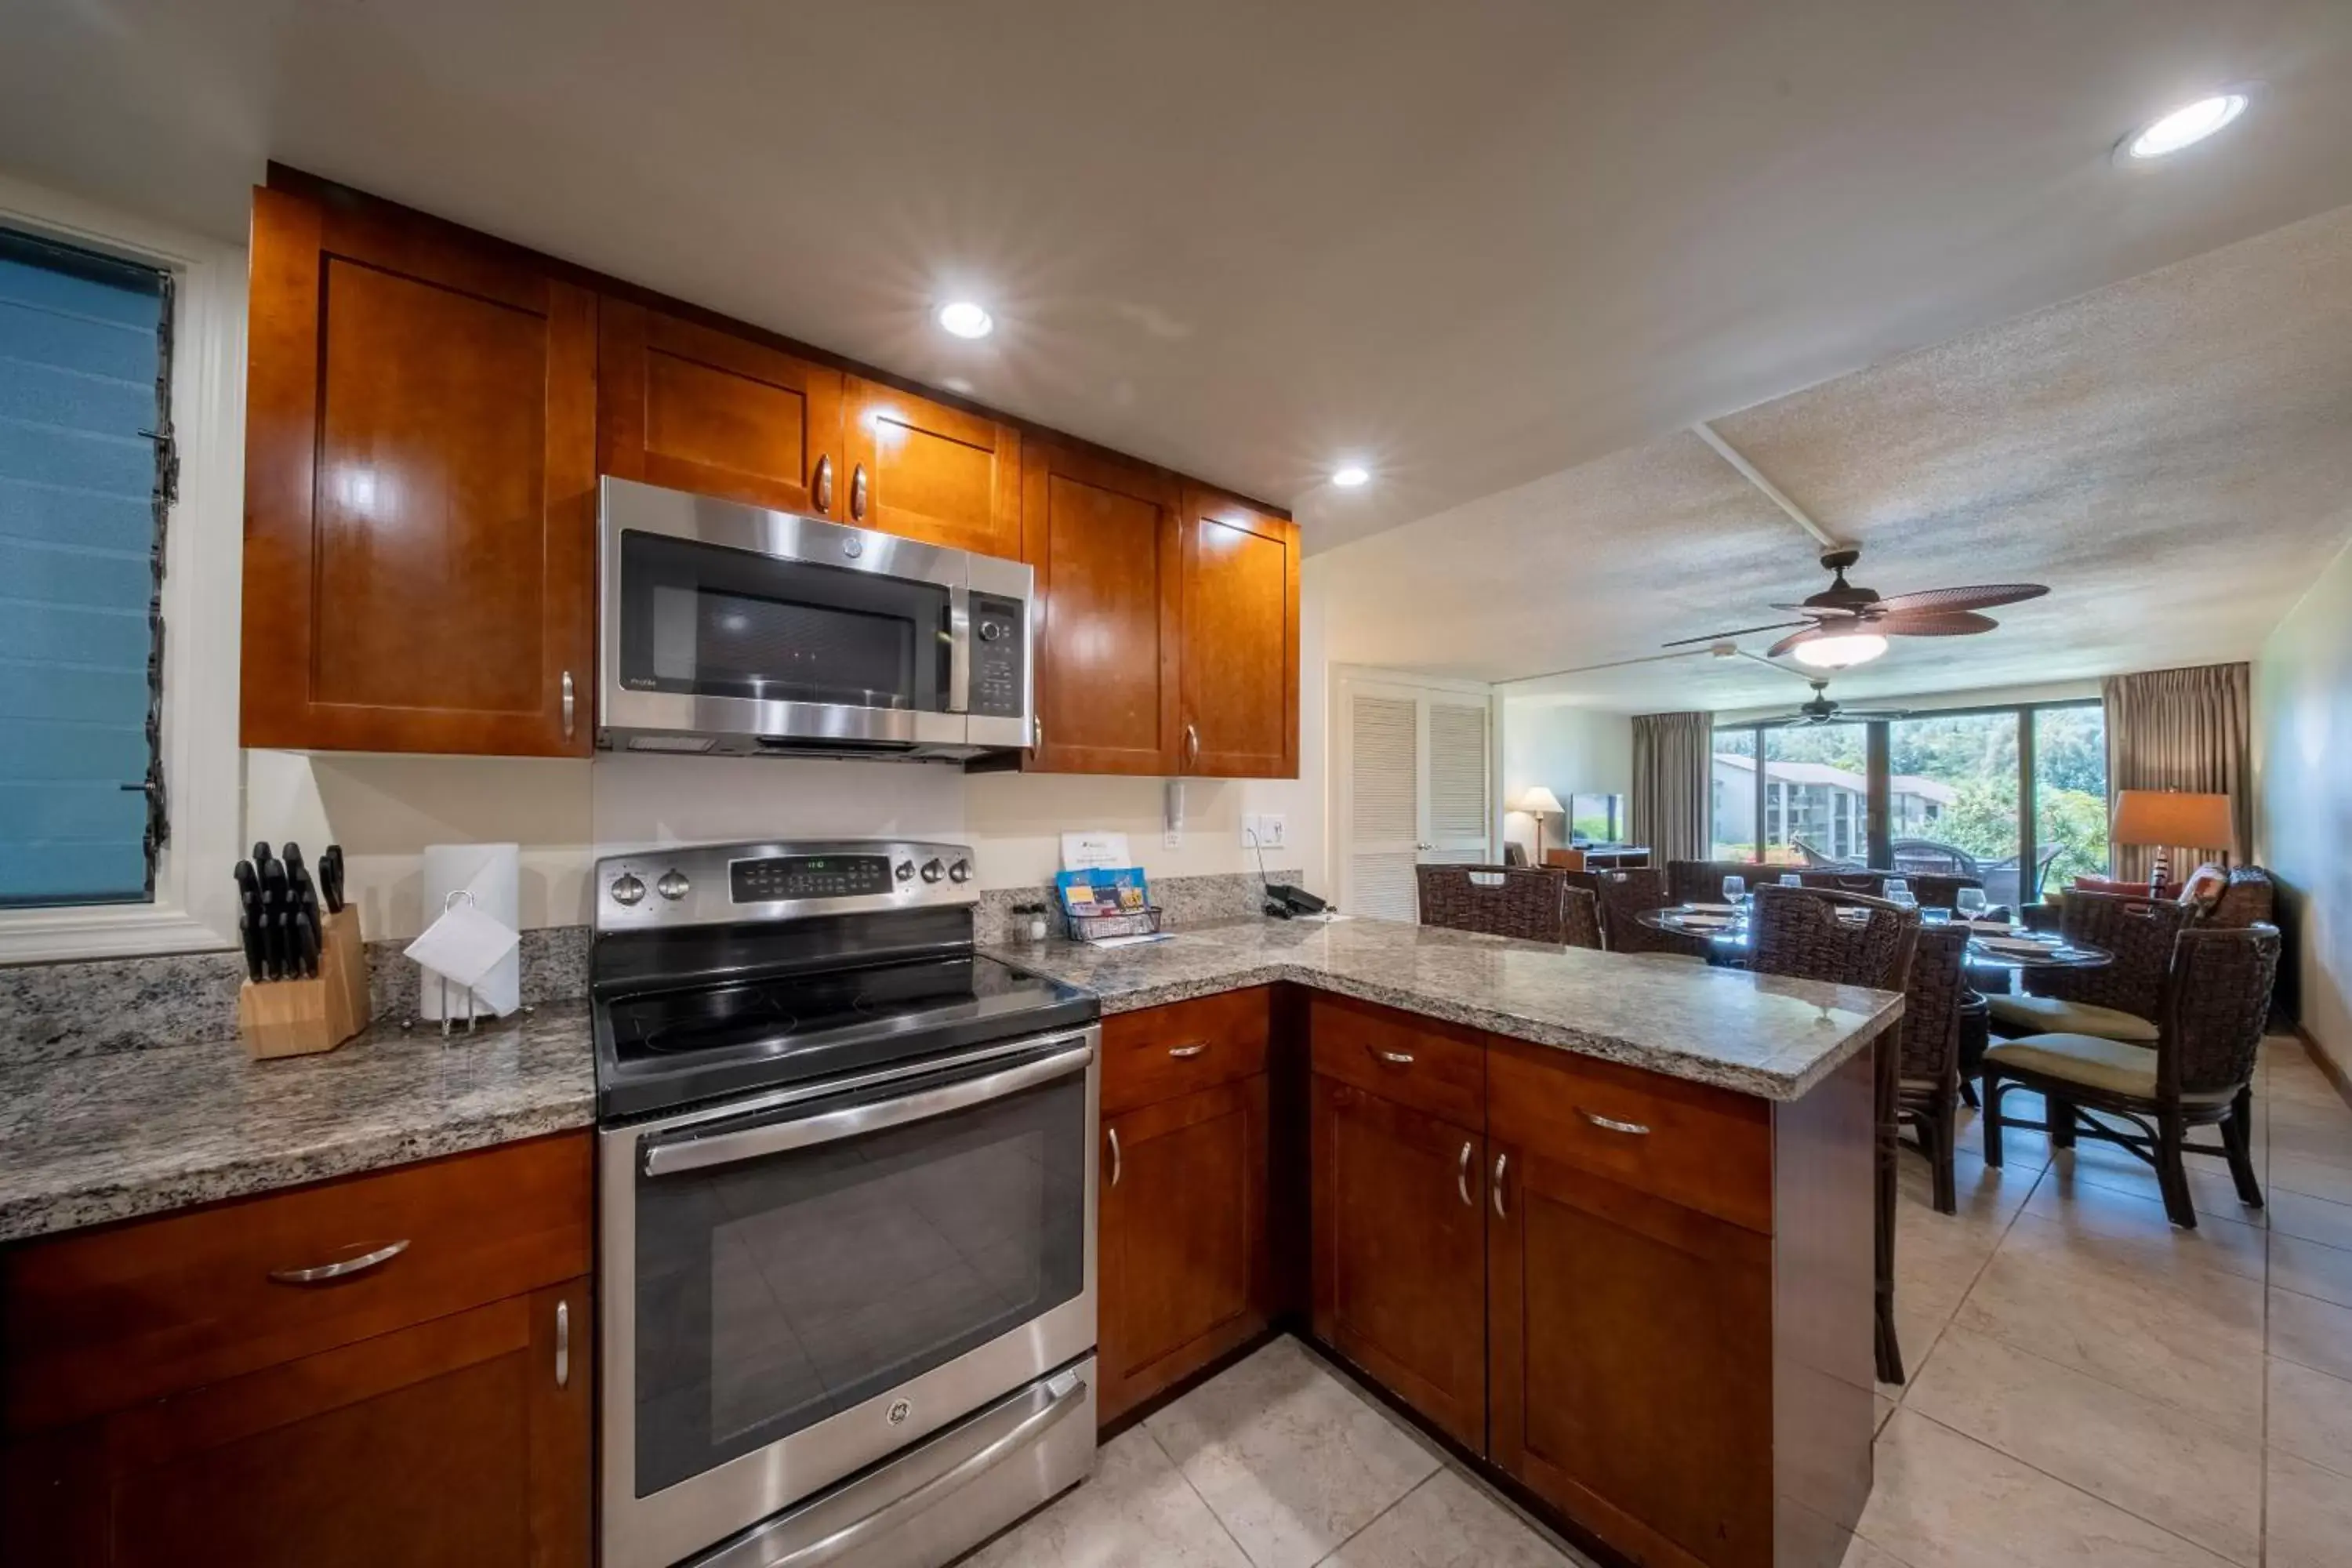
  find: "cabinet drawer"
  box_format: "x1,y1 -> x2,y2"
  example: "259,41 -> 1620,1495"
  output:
1308,994 -> 1484,1131
1486,1039 -> 1772,1234
2,1132 -> 592,1435
1101,989 -> 1271,1114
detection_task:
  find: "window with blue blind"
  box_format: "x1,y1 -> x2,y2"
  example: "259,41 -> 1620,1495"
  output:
0,227 -> 173,907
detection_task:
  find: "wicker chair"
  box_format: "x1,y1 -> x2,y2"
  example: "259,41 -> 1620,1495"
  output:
1562,884 -> 1606,951
1666,858 -> 1769,906
1896,924 -> 1972,1215
1795,869 -> 1889,898
1746,885 -> 1922,1385
1984,924 -> 2281,1230
1989,890 -> 2189,1044
1416,865 -> 1572,944
1904,873 -> 1986,913
1589,868 -> 1711,961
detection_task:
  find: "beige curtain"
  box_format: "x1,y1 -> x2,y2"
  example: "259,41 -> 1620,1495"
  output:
2103,663 -> 2252,881
1631,711 -> 1713,863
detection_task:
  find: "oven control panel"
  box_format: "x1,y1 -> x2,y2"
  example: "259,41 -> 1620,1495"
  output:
968,592 -> 1026,720
729,854 -> 894,904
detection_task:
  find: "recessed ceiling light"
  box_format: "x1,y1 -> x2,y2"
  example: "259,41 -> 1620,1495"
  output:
1330,465 -> 1370,488
1791,633 -> 1889,671
2122,93 -> 2248,160
935,301 -> 993,339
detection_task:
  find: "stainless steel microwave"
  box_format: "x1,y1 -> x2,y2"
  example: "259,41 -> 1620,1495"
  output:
597,477 -> 1033,760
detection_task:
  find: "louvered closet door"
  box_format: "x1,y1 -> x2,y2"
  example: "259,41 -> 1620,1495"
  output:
1345,691 -> 1421,922
1424,700 -> 1492,864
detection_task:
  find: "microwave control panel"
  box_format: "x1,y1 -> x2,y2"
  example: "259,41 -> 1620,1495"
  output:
968,593 -> 1028,720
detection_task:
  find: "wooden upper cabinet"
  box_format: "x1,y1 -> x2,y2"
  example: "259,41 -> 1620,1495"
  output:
241,186 -> 595,757
1021,441 -> 1183,774
1179,486 -> 1300,778
845,379 -> 1022,559
598,301 -> 846,520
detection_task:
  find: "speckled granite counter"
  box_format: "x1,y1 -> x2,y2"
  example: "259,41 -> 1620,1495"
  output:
988,916 -> 1904,1102
0,1003 -> 593,1244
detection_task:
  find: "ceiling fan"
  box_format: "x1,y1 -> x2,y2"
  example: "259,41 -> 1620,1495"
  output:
1771,678 -> 1910,728
1665,547 -> 2049,666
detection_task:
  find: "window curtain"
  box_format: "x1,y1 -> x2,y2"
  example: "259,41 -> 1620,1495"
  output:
1631,711 -> 1713,863
2103,663 -> 2252,881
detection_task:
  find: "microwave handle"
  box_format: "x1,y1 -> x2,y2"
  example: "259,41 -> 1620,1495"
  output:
641,1040 -> 1093,1178
946,583 -> 971,714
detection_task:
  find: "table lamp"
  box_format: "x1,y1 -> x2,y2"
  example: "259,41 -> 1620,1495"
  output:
2109,789 -> 2234,897
1515,786 -> 1564,865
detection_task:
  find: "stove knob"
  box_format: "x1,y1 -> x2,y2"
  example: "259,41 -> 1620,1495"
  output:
920,858 -> 945,884
895,859 -> 916,883
609,873 -> 646,907
948,858 -> 971,884
656,869 -> 691,902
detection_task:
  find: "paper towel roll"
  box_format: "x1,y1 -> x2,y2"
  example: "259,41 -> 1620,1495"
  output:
420,842 -> 520,1018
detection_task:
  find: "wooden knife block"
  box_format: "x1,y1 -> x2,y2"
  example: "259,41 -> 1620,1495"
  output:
238,907 -> 372,1060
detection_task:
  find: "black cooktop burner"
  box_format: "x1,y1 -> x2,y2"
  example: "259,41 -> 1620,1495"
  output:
594,951 -> 1097,1120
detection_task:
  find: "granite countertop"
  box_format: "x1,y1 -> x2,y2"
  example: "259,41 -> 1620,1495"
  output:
988,916 -> 1904,1102
0,1003 -> 594,1245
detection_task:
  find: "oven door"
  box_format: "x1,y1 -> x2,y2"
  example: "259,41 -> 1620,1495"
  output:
599,475 -> 976,752
600,1028 -> 1098,1568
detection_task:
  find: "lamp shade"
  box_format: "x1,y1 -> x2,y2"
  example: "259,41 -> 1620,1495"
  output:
2111,789 -> 2235,854
1515,786 -> 1564,817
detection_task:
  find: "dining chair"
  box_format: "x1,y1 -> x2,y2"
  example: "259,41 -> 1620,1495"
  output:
1896,924 -> 1971,1215
1987,890 -> 2188,1044
1561,884 -> 1606,951
1746,884 -> 1922,1385
1588,868 -> 1710,961
1414,864 -> 1573,944
1983,924 -> 2280,1230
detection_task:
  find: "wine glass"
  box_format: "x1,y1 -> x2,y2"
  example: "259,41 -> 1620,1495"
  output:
1722,874 -> 1748,907
1779,873 -> 1802,887
1956,886 -> 1987,924
1884,877 -> 1916,910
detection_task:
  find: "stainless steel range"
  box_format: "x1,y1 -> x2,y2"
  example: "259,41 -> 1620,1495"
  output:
592,839 -> 1100,1568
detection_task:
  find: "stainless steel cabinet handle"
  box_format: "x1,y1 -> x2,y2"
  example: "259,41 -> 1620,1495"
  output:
1107,1126 -> 1122,1188
851,462 -> 868,521
1457,1141 -> 1474,1207
1167,1042 -> 1207,1059
561,671 -> 576,739
1580,1109 -> 1652,1136
1491,1152 -> 1508,1218
814,454 -> 834,514
267,1239 -> 409,1285
1370,1047 -> 1415,1066
555,1299 -> 570,1389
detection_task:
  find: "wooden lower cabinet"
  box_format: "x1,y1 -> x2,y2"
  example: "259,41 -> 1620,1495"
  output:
1097,1075 -> 1270,1424
1309,1076 -> 1487,1450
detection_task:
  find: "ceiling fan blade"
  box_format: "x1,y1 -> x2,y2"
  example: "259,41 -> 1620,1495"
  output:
1871,583 -> 2049,615
1766,603 -> 1862,619
1660,619 -> 1814,649
1877,610 -> 1998,637
1765,626 -> 1822,659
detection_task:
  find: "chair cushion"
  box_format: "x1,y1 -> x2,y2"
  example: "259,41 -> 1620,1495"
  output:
1984,1033 -> 2238,1105
1986,992 -> 2159,1044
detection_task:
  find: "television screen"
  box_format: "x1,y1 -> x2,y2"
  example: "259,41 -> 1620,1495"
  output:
1570,793 -> 1624,844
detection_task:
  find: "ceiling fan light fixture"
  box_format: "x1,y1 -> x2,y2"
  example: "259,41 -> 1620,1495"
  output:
1791,633 -> 1889,670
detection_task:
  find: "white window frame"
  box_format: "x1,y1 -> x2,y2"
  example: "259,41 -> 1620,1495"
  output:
0,172 -> 244,960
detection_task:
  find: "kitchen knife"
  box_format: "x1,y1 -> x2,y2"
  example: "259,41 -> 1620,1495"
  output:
260,855 -> 290,982
289,902 -> 320,978
282,844 -> 323,949
233,860 -> 264,982
320,844 -> 344,915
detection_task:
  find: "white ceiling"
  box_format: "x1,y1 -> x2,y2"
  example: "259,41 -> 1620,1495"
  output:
1316,199 -> 2352,713
3,1 -> 2351,542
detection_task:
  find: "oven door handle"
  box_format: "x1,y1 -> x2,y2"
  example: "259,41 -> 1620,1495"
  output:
946,583 -> 972,714
641,1040 -> 1094,1178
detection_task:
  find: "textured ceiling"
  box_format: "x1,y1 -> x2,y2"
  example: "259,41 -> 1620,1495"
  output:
1315,202 -> 2352,712
2,2 -> 2351,541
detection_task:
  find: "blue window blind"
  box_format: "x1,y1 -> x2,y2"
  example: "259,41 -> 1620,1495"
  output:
0,227 -> 172,907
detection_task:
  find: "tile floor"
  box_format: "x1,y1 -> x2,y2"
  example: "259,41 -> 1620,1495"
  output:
967,1038 -> 2352,1568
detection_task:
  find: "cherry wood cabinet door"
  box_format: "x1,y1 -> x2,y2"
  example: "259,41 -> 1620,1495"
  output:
1489,1146 -> 1773,1568
844,379 -> 1022,558
1020,441 -> 1183,775
1309,1076 -> 1487,1451
1179,486 -> 1298,779
241,186 -> 595,756
598,300 -> 846,520
1097,1076 -> 1269,1425
0,1281 -> 592,1568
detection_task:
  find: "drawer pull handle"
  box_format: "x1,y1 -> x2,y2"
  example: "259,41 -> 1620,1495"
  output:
556,1299 -> 571,1389
1457,1140 -> 1474,1207
267,1239 -> 409,1285
1580,1109 -> 1653,1137
1370,1047 -> 1415,1066
1108,1127 -> 1123,1188
1491,1153 -> 1508,1218
1167,1042 -> 1208,1058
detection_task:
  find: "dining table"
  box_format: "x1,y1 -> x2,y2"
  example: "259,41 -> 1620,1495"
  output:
1636,902 -> 2115,976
